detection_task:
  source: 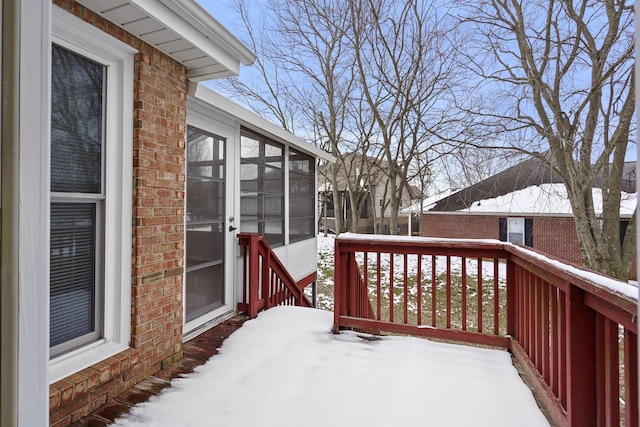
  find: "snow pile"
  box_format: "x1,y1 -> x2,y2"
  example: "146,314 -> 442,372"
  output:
114,307 -> 549,427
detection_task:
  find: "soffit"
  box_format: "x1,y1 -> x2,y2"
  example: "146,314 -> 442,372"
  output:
76,0 -> 256,81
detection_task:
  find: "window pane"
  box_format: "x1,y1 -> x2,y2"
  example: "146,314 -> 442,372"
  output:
51,44 -> 105,194
50,203 -> 97,349
187,180 -> 224,222
508,233 -> 524,245
240,135 -> 260,158
240,129 -> 284,246
185,264 -> 224,322
187,128 -> 224,180
289,149 -> 315,242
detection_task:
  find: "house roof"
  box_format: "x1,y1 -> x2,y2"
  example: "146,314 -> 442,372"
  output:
453,183 -> 635,217
188,83 -> 335,162
76,0 -> 256,81
403,155 -> 637,217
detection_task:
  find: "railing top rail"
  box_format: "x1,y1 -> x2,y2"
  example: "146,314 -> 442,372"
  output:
336,232 -> 506,251
505,244 -> 638,305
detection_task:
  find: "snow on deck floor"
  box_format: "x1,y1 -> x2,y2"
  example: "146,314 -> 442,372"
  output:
114,307 -> 550,427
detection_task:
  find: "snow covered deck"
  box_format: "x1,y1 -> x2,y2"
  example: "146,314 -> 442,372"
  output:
112,307 -> 550,427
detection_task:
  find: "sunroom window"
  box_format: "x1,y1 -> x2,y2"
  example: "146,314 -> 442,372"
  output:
240,130 -> 285,247
289,149 -> 315,242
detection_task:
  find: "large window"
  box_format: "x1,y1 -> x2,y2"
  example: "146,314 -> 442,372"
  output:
289,149 -> 315,242
49,6 -> 134,381
50,43 -> 106,356
240,131 -> 285,246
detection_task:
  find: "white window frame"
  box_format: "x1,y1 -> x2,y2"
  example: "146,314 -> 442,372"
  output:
507,217 -> 525,245
49,6 -> 136,383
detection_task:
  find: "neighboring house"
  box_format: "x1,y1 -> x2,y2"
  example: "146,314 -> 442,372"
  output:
319,153 -> 420,234
404,156 -> 636,268
0,1 -> 332,426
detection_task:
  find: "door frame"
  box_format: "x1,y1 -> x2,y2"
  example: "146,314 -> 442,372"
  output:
183,108 -> 237,338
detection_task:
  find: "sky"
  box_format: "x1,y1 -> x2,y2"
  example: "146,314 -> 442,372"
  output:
195,0 -> 637,165
113,306 -> 550,427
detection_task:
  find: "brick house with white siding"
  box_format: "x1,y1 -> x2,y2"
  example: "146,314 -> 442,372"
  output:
0,1 -> 332,426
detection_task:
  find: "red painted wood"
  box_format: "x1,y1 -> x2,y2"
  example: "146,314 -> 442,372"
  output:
542,282 -> 550,385
376,253 -> 381,320
446,256 -> 451,329
417,254 -> 422,326
431,256 -> 437,327
559,289 -> 567,409
493,259 -> 499,335
566,285 -> 596,426
248,235 -> 260,318
595,315 -> 619,427
404,254 -> 409,324
338,315 -> 511,348
477,258 -> 483,333
551,286 -> 559,398
462,257 -> 468,331
535,276 -> 543,371
624,329 -> 638,427
505,260 -> 515,337
389,253 -> 394,323
584,292 -> 638,333
364,252 -> 369,317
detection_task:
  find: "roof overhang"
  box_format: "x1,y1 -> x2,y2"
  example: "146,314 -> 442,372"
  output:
188,82 -> 335,162
76,0 -> 256,81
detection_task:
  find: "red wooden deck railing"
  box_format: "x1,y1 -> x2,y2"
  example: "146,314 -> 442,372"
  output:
237,233 -> 314,318
333,233 -> 638,427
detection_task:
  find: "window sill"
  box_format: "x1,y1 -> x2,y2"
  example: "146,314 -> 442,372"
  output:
49,341 -> 132,384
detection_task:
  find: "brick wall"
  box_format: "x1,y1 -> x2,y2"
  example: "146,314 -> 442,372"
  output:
422,213 -> 499,240
532,216 -> 582,265
421,213 -> 582,263
50,1 -> 187,425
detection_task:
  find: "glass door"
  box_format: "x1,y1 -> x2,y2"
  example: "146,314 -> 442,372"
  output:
185,126 -> 227,323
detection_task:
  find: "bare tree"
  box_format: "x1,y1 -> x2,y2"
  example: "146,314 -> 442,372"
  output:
456,0 -> 636,279
349,0 -> 463,234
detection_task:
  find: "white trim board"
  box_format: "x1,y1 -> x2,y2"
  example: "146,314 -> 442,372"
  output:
187,82 -> 336,163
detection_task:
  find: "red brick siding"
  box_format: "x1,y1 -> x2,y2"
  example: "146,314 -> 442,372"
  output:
531,216 -> 582,265
50,1 -> 187,425
422,214 -> 499,240
421,213 -> 580,263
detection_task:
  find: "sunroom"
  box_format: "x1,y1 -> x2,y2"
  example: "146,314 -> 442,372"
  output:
183,82 -> 334,338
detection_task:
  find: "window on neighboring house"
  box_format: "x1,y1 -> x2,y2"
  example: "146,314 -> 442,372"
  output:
289,149 -> 315,242
49,6 -> 134,381
240,130 -> 284,247
499,217 -> 533,246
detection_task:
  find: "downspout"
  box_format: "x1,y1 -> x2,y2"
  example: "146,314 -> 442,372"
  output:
1,0 -> 19,425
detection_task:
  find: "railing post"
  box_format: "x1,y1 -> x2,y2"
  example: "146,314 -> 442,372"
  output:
506,259 -> 516,337
565,283 -> 596,426
333,237 -> 343,333
247,234 -> 260,319
262,248 -> 271,310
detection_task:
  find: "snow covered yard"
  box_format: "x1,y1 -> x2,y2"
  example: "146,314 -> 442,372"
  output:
114,306 -> 549,427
